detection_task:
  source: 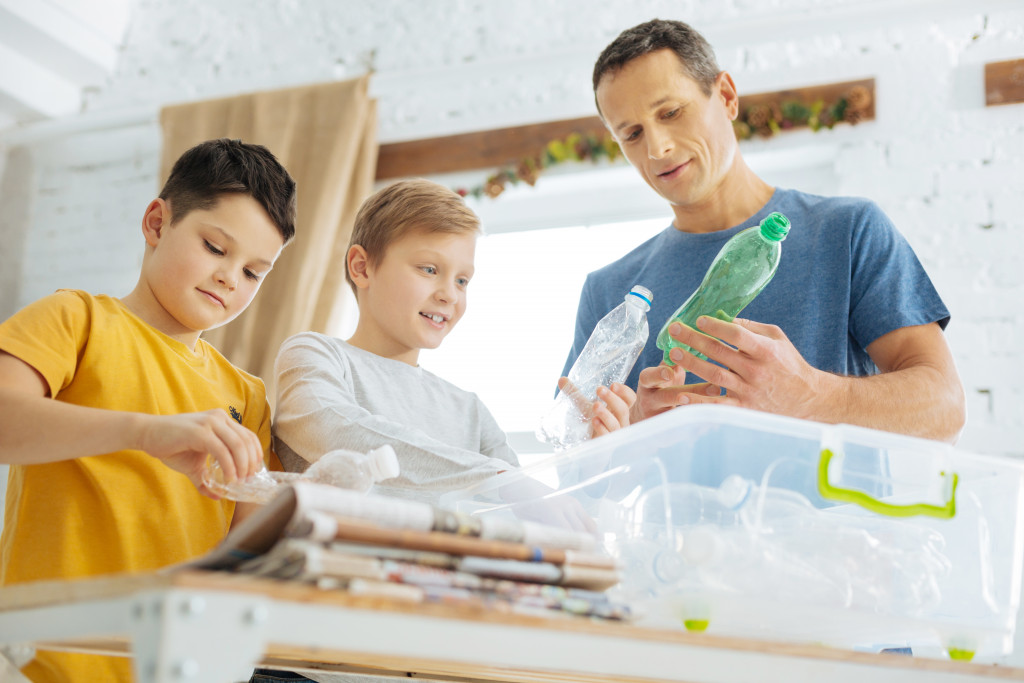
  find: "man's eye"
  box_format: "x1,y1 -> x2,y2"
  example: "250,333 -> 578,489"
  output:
626,129 -> 641,142
204,241 -> 224,256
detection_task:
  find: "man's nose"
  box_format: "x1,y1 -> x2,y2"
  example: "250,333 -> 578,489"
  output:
647,126 -> 673,160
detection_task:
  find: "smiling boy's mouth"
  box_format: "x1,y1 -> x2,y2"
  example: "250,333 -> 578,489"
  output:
420,312 -> 447,323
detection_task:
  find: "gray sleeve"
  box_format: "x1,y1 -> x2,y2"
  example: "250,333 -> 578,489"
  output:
273,334 -> 512,500
475,395 -> 519,467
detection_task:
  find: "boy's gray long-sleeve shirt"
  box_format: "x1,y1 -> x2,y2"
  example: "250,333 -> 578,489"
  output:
273,332 -> 519,506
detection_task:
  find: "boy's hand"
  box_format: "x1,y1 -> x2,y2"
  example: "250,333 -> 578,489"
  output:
590,382 -> 636,437
499,476 -> 597,534
554,378 -> 637,438
136,409 -> 263,498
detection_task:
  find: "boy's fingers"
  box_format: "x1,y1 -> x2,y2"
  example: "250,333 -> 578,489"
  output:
213,418 -> 262,481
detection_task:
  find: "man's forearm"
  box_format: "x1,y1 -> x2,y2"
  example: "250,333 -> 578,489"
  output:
809,364 -> 965,444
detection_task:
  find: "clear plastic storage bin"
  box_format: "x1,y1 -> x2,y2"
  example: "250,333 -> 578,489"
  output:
440,405 -> 1024,661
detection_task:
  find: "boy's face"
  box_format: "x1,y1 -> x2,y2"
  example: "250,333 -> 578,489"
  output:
597,49 -> 739,212
355,228 -> 476,365
141,193 -> 285,340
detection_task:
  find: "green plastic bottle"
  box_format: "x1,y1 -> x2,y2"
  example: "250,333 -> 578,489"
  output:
656,211 -> 790,365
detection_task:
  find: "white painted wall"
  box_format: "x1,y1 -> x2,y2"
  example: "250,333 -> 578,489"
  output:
0,0 -> 1023,662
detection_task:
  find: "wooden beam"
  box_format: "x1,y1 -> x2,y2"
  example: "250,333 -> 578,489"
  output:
376,78 -> 876,180
376,116 -> 606,180
985,58 -> 1024,107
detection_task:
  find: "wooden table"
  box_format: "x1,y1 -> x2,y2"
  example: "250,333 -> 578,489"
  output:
1,570 -> 1022,682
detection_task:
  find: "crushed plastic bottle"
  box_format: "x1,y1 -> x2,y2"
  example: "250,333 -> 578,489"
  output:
657,211 -> 790,364
202,444 -> 400,504
537,285 -> 653,451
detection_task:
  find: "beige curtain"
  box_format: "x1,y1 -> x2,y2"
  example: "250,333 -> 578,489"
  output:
159,76 -> 378,405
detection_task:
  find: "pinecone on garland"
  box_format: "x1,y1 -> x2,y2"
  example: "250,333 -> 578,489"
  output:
843,107 -> 864,124
746,104 -> 772,129
484,177 -> 505,198
846,85 -> 872,113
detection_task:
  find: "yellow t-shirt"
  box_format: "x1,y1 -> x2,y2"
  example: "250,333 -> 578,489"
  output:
0,290 -> 275,682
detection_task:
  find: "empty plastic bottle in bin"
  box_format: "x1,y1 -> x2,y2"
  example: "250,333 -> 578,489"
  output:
657,211 -> 790,364
537,285 -> 653,451
202,444 -> 400,503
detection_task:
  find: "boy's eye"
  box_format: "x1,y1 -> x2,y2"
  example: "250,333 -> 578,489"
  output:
420,266 -> 437,275
244,269 -> 261,281
663,108 -> 680,119
204,240 -> 225,256
456,277 -> 470,287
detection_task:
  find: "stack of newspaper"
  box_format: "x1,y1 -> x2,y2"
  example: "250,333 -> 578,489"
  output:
188,482 -> 630,621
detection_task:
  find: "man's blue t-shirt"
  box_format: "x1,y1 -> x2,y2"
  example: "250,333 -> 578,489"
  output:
561,188 -> 950,389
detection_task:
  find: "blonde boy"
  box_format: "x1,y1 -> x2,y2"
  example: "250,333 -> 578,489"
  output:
0,138 -> 296,682
273,179 -> 635,504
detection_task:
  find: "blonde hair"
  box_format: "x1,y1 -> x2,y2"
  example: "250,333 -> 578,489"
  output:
346,179 -> 481,294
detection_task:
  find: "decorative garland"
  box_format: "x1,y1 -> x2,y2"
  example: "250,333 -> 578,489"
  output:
455,84 -> 872,200
733,83 -> 872,140
455,131 -> 622,200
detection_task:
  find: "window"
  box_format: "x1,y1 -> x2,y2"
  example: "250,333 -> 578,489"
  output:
418,217 -> 667,455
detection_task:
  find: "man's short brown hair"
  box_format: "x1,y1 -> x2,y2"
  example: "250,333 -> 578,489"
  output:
346,179 -> 480,294
593,19 -> 721,111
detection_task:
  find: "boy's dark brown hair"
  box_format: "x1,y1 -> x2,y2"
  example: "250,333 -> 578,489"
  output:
592,19 -> 721,110
159,138 -> 297,243
346,179 -> 480,294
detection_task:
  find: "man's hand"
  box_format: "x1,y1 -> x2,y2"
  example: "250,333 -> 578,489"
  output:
136,409 -> 265,498
661,317 -> 822,419
631,345 -> 730,422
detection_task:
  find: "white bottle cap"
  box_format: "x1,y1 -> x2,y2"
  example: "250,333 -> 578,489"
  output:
628,285 -> 653,305
369,444 -> 400,481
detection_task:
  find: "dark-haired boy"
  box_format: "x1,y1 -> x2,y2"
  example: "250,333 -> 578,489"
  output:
0,138 -> 297,682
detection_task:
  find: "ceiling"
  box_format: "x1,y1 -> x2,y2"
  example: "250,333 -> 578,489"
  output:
0,0 -> 131,132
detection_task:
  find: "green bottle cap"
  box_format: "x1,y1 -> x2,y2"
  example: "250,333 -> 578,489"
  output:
759,212 -> 790,242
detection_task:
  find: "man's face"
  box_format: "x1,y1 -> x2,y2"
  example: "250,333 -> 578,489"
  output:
596,49 -> 739,211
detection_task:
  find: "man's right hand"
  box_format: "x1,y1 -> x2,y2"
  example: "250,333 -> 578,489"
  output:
136,409 -> 264,498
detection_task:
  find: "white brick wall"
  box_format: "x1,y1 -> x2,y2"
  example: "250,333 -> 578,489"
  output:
2,0 -> 1022,457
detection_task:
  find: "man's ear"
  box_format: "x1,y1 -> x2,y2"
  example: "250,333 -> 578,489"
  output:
715,71 -> 740,121
347,245 -> 372,289
141,198 -> 170,246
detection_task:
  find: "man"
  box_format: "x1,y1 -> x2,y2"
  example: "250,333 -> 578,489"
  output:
562,19 -> 964,443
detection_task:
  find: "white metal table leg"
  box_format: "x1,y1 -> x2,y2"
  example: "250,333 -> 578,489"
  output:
131,589 -> 271,683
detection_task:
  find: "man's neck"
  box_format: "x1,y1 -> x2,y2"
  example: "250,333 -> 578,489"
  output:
671,158 -> 774,234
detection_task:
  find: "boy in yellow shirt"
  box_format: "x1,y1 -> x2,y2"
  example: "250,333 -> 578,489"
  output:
0,138 -> 297,682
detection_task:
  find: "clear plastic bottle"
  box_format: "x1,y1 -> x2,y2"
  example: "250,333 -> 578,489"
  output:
304,445 -> 400,491
202,444 -> 400,503
536,285 -> 653,451
656,211 -> 790,365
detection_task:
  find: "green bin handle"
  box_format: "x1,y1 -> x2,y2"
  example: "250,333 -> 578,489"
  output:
817,448 -> 957,519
